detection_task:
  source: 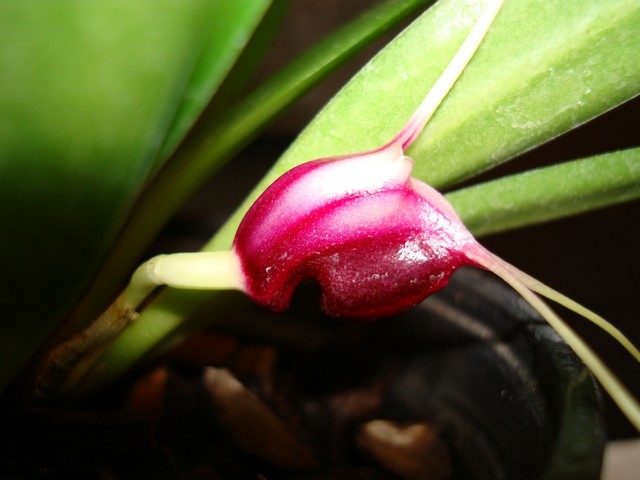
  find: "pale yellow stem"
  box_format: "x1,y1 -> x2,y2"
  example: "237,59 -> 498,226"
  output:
37,250 -> 242,398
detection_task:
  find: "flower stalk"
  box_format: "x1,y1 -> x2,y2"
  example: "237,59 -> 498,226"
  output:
37,252 -> 242,396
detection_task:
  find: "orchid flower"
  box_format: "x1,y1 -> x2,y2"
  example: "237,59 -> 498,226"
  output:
40,0 -> 640,431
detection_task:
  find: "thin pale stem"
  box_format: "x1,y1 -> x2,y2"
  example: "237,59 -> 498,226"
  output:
145,251 -> 244,290
394,0 -> 505,149
467,246 -> 640,431
506,266 -> 640,363
37,251 -> 242,398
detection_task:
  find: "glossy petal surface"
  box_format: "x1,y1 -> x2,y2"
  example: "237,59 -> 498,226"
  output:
234,151 -> 475,318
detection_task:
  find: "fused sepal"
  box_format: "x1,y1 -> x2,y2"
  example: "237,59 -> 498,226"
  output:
233,147 -> 477,318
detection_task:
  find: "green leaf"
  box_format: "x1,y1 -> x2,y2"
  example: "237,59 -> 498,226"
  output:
196,0 -> 292,119
54,0 -> 281,342
0,0 -> 270,393
157,0 -> 277,161
447,148 -> 640,236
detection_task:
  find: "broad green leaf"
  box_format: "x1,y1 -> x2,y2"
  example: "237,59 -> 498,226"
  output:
56,0 -> 284,342
157,0 -> 276,161
447,148 -> 640,236
197,0 -> 291,120
0,0 -> 270,393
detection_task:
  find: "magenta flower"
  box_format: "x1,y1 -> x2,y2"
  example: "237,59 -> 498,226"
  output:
233,146 -> 477,319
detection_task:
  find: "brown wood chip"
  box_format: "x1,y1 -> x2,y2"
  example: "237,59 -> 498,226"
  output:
202,367 -> 317,470
357,419 -> 452,480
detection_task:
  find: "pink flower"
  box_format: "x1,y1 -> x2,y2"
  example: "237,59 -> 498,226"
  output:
233,148 -> 478,319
